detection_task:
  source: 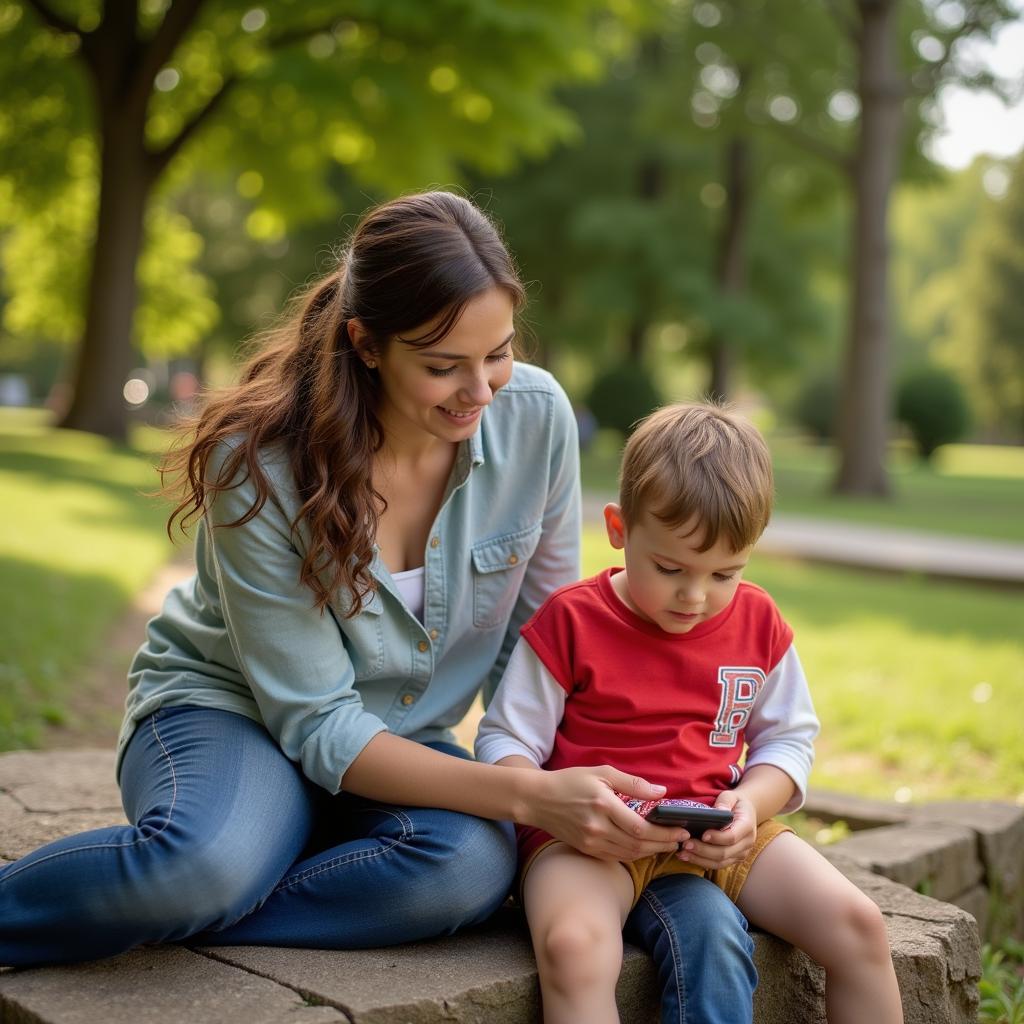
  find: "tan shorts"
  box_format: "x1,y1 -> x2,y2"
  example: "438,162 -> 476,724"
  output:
521,819 -> 792,909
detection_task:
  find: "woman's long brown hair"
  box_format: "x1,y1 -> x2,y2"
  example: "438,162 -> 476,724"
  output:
162,192 -> 525,616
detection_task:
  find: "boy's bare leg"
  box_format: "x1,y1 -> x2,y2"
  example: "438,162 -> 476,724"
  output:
523,842 -> 636,1024
736,832 -> 903,1024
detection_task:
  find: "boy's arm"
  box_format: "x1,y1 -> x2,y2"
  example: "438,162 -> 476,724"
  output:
741,643 -> 819,814
476,638 -> 567,767
677,644 -> 817,870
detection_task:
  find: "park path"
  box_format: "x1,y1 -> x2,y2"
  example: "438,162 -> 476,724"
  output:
39,500 -> 1024,751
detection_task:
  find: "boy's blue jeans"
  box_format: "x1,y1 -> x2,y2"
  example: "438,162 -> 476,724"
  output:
0,706 -> 755,1023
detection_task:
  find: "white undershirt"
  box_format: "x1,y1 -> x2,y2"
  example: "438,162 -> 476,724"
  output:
391,566 -> 425,622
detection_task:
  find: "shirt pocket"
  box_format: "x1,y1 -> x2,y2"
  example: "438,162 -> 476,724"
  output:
471,522 -> 543,629
332,587 -> 386,679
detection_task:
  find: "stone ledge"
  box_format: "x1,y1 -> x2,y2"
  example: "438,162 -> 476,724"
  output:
805,791 -> 1024,944
0,751 -> 987,1024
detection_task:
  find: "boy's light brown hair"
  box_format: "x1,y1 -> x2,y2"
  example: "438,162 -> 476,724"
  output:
619,402 -> 774,553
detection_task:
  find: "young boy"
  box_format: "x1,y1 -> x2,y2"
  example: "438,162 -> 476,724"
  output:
476,403 -> 903,1024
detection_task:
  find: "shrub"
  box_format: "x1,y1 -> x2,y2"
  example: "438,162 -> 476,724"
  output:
586,361 -> 664,437
793,372 -> 840,442
895,365 -> 971,462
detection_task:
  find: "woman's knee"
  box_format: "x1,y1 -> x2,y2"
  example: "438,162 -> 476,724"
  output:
403,814 -> 516,933
112,829 -> 284,937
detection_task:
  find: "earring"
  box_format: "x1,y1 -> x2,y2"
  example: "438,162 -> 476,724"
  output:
365,360 -> 376,369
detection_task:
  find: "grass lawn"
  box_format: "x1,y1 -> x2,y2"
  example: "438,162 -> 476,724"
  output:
582,526 -> 1024,805
0,409 -> 175,748
582,433 -> 1024,544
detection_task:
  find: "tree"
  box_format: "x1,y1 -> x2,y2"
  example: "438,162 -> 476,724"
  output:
949,153 -> 1024,438
779,0 -> 1016,495
482,0 -> 838,400
0,0 -> 604,439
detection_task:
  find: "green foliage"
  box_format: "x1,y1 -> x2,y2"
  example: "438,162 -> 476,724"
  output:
792,372 -> 840,442
980,939 -> 1024,1024
896,364 -> 971,461
480,0 -> 842,390
947,153 -> 1024,439
0,0 -> 607,362
586,360 -> 664,437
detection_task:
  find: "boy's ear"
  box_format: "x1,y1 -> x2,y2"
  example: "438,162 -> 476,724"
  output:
604,503 -> 627,550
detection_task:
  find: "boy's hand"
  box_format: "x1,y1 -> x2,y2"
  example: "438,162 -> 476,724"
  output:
674,791 -> 757,870
528,765 -> 687,862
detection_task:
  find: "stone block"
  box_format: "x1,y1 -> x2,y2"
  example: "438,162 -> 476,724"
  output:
0,946 -> 346,1024
199,911 -> 660,1024
0,749 -> 121,813
802,789 -> 914,831
829,857 -> 981,1024
947,885 -> 990,939
913,801 -> 1024,940
825,824 -> 983,902
0,753 -> 988,1024
0,791 -> 126,862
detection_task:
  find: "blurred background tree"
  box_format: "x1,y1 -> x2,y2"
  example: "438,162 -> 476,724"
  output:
0,0 -> 1022,473
0,0 -> 606,439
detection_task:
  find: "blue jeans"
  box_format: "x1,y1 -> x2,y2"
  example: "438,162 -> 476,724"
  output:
0,706 -> 755,1022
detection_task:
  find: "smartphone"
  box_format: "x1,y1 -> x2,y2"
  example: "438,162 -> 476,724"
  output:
646,803 -> 733,836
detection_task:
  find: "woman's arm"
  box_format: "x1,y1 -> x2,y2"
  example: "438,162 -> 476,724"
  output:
345,639 -> 687,861
341,732 -> 687,862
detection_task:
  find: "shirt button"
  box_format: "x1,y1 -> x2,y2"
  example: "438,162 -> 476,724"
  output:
401,693 -> 415,706
417,640 -> 429,653
430,536 -> 441,549
429,628 -> 439,640
508,553 -> 519,566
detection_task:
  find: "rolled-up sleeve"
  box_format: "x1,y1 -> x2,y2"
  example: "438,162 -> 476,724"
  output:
205,446 -> 387,793
485,382 -> 581,703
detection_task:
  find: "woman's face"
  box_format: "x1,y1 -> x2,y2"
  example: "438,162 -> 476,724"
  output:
369,287 -> 516,447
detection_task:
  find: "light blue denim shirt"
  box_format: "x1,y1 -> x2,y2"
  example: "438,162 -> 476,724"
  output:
119,362 -> 581,794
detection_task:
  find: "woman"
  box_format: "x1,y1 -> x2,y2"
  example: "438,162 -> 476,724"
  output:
0,192 -> 755,1022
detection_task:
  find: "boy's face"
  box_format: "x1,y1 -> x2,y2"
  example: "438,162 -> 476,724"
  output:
604,504 -> 753,635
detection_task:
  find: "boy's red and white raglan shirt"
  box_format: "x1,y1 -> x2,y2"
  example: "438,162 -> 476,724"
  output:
476,568 -> 818,818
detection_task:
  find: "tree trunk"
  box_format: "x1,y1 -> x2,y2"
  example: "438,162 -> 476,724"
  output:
708,135 -> 752,402
58,105 -> 153,441
834,0 -> 903,496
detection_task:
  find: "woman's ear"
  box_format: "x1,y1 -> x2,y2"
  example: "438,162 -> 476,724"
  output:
347,319 -> 378,368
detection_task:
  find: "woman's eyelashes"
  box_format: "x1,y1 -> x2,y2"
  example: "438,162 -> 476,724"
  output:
426,352 -> 510,378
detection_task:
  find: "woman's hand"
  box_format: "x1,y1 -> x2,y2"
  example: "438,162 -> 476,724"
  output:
674,791 -> 757,870
522,765 -> 686,862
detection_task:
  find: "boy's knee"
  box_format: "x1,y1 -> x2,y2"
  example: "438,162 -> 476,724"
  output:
538,917 -> 622,988
830,891 -> 891,965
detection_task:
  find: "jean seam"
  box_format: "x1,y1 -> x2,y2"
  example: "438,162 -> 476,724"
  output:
270,807 -> 415,893
640,888 -> 686,1024
0,712 -> 180,886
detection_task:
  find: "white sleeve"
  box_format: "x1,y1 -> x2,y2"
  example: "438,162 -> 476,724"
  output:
743,643 -> 819,814
475,638 -> 567,767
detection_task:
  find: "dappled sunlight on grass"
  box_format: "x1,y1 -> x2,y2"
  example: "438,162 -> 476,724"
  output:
0,412 -> 177,748
582,526 -> 1024,804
